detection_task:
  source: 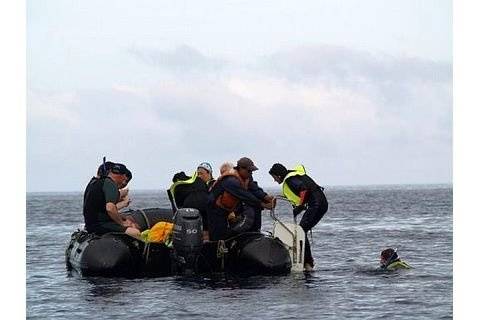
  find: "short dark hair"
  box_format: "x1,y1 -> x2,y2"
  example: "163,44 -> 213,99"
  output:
269,163 -> 288,180
381,248 -> 398,262
125,168 -> 132,182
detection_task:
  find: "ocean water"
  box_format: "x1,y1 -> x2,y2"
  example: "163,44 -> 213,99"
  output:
26,185 -> 452,319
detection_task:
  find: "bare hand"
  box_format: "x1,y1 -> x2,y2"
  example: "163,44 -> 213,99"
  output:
125,217 -> 139,229
119,187 -> 129,199
262,201 -> 274,210
117,196 -> 131,210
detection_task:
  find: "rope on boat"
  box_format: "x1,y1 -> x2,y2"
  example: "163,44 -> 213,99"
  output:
138,209 -> 152,264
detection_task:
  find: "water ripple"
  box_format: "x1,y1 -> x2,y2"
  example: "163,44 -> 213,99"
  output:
27,186 -> 452,319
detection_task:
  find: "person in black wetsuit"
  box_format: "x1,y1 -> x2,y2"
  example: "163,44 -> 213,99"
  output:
207,157 -> 274,241
269,163 -> 328,271
83,163 -> 141,239
169,171 -> 210,240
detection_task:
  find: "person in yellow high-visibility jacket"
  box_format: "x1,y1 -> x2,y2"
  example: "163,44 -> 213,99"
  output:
269,163 -> 328,271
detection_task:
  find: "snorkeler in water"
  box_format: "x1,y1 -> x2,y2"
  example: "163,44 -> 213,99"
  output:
380,248 -> 411,270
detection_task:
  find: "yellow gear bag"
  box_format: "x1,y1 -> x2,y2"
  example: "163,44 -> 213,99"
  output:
141,221 -> 174,244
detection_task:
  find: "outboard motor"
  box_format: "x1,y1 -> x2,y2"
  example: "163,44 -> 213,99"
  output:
172,208 -> 203,274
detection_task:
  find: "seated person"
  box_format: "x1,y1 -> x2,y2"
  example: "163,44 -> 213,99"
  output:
87,161 -> 132,211
380,248 -> 411,270
169,170 -> 210,240
83,163 -> 141,239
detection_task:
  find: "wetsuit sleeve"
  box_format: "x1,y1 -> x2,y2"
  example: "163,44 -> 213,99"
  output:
248,180 -> 268,200
103,178 -> 119,204
222,177 -> 263,208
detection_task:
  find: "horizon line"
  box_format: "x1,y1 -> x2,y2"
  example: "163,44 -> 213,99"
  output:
26,182 -> 453,194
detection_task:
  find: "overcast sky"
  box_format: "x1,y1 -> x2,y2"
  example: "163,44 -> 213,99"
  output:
27,0 -> 452,192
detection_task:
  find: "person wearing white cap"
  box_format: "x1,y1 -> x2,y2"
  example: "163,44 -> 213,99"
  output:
197,162 -> 215,189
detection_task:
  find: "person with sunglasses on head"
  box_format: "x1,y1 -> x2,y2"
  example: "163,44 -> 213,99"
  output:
269,163 -> 328,272
85,161 -> 132,211
206,157 -> 274,241
83,162 -> 141,239
380,248 -> 411,270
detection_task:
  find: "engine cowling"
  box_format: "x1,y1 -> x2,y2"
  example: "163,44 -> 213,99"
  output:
172,208 -> 203,272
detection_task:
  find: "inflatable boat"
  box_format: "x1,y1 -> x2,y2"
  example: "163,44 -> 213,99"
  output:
65,205 -> 297,278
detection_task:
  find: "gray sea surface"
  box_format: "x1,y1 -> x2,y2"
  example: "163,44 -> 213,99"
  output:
27,184 -> 452,319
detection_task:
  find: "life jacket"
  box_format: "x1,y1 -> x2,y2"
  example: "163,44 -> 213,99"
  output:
168,171 -> 198,209
212,171 -> 249,212
282,165 -> 307,206
386,260 -> 411,270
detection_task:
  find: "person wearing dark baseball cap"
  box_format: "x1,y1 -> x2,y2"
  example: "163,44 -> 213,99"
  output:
206,157 -> 273,241
234,157 -> 275,232
83,161 -> 141,239
234,157 -> 259,173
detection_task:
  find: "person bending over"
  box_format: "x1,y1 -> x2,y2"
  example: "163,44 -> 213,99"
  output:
207,157 -> 274,241
269,163 -> 328,271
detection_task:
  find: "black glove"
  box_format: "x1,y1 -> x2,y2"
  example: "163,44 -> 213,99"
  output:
293,205 -> 306,217
172,171 -> 189,182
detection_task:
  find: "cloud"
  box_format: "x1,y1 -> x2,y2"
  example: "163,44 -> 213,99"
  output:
128,45 -> 227,74
27,45 -> 452,191
27,91 -> 80,127
261,45 -> 451,84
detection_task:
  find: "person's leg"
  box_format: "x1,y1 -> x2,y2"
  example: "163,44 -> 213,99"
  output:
299,205 -> 324,268
125,227 -> 142,240
230,205 -> 255,233
301,190 -> 328,229
92,221 -> 127,235
199,209 -> 210,240
251,207 -> 262,232
299,207 -> 321,232
303,234 -> 314,268
207,205 -> 229,241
